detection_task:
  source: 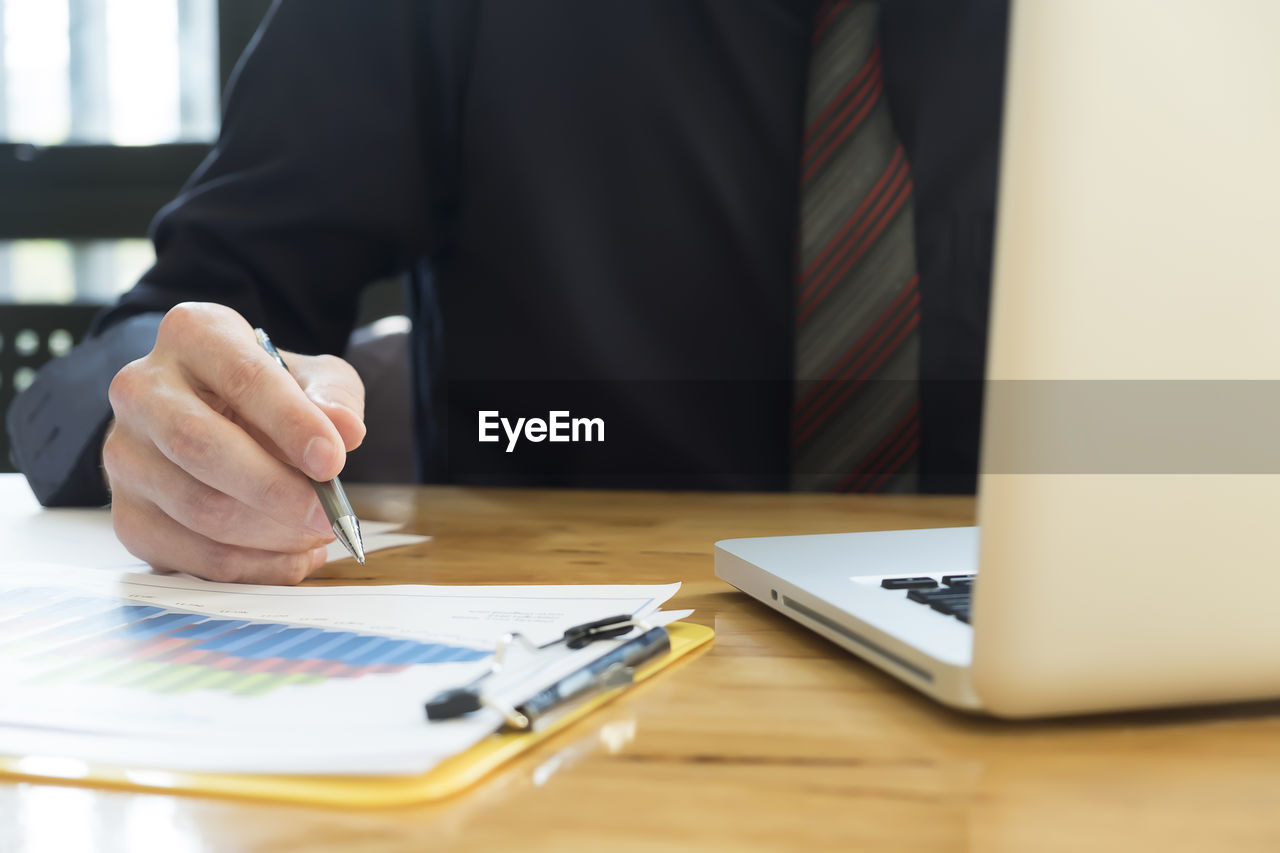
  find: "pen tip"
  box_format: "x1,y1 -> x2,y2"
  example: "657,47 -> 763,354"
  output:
333,516 -> 366,565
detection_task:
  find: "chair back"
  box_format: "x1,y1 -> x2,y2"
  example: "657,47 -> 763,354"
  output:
1,304 -> 103,473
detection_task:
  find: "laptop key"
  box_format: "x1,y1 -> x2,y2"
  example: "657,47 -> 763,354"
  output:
907,588 -> 968,603
907,588 -> 972,619
881,577 -> 939,590
942,575 -> 975,587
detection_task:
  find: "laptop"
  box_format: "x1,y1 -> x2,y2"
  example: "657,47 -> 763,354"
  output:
716,1 -> 1280,717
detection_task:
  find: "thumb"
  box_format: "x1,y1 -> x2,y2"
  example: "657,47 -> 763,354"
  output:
287,352 -> 367,452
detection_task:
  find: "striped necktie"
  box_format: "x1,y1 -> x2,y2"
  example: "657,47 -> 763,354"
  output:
791,0 -> 921,493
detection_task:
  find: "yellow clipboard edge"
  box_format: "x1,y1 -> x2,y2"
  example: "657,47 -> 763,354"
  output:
0,621 -> 714,809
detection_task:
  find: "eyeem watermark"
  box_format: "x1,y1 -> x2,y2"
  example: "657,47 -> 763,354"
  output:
478,411 -> 605,452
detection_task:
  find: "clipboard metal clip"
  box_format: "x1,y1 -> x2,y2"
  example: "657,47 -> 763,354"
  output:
424,615 -> 669,730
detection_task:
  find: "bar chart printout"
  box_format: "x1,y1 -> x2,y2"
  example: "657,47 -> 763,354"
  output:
0,564 -> 680,774
0,586 -> 490,698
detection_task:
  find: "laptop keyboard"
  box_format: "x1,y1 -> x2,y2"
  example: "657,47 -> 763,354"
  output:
880,575 -> 975,624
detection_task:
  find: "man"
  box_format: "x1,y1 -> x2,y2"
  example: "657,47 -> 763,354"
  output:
7,0 -> 1007,582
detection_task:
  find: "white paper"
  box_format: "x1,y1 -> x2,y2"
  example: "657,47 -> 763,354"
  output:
0,563 -> 682,775
0,473 -> 428,570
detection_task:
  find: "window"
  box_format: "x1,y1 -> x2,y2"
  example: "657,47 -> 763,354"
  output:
2,0 -> 220,146
0,0 -> 272,303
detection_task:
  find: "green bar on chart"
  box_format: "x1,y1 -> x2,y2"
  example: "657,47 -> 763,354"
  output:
129,663 -> 206,692
167,667 -> 242,695
92,660 -> 168,687
26,654 -> 121,687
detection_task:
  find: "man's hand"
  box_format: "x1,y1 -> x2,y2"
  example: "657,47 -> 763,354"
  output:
103,303 -> 367,584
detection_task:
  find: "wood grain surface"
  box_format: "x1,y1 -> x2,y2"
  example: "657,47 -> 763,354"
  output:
4,486 -> 1279,852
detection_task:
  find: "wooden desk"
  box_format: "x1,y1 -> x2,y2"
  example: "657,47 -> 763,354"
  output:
4,487 -> 1279,852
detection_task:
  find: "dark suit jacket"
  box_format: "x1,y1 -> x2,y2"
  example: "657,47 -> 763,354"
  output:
7,0 -> 1008,505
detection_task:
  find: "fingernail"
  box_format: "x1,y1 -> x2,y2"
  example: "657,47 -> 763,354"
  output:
303,436 -> 336,479
350,414 -> 367,444
311,546 -> 329,571
308,503 -> 334,538
318,400 -> 366,446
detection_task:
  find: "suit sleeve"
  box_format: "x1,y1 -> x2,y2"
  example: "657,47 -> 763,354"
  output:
7,0 -> 439,506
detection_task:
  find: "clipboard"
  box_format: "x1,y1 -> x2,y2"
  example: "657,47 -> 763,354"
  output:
0,621 -> 713,808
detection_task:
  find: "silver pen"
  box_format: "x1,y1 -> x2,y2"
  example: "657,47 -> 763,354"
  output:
254,328 -> 366,564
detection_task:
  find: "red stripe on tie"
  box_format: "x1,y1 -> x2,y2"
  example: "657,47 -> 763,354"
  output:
812,0 -> 850,43
839,427 -> 917,492
792,306 -> 920,447
792,293 -> 919,446
847,410 -> 919,490
834,403 -> 921,491
799,156 -> 907,308
855,432 -> 916,491
864,435 -> 920,492
802,66 -> 879,168
798,175 -> 912,322
791,294 -> 917,445
835,406 -> 919,491
802,62 -> 885,185
793,278 -> 918,416
798,146 -> 903,287
802,44 -> 881,149
794,279 -> 917,415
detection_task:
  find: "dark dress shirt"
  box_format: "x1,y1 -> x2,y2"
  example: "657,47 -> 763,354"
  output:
7,0 -> 1008,506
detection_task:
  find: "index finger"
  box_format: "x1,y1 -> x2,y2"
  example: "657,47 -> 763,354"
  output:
159,304 -> 345,481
